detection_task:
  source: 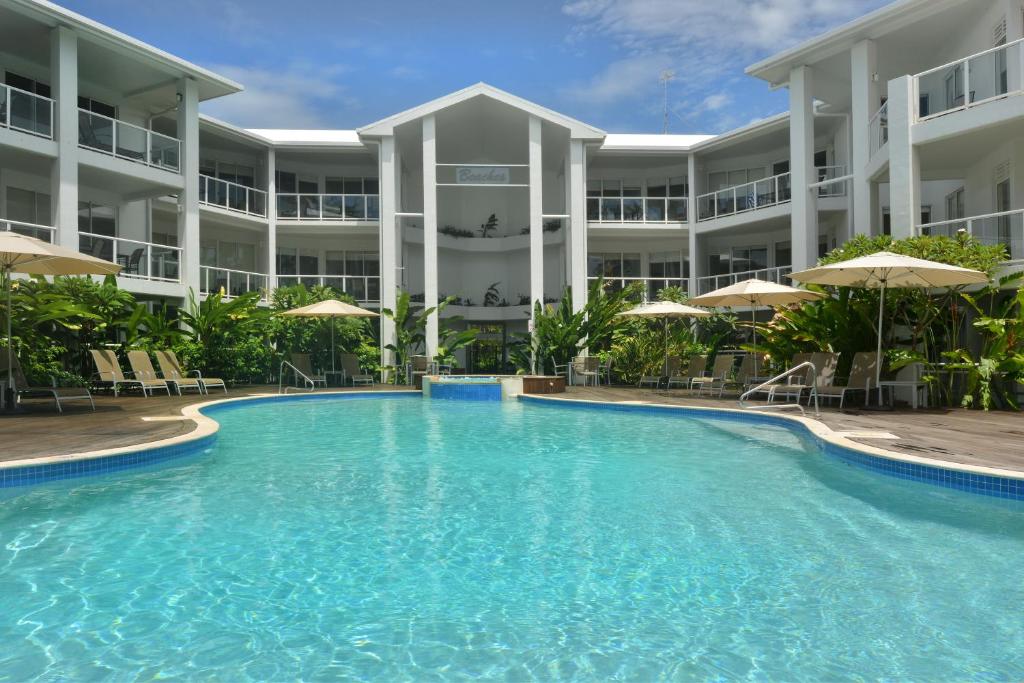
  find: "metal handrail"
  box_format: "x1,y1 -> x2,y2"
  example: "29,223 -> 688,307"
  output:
278,360 -> 317,394
739,361 -> 820,417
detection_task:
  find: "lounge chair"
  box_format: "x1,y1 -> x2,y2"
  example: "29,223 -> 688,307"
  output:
126,351 -> 173,396
340,353 -> 374,386
291,353 -> 327,388
692,354 -> 737,396
89,349 -> 168,397
571,356 -> 601,386
639,355 -> 680,388
768,352 -> 838,403
154,350 -> 204,395
817,351 -> 878,409
0,347 -> 94,413
406,354 -> 432,388
667,355 -> 707,389
159,350 -> 226,394
716,353 -> 765,398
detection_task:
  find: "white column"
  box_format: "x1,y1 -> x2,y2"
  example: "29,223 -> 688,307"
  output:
563,146 -> 573,297
789,66 -> 818,269
378,136 -> 398,367
686,153 -> 698,295
528,116 -> 544,314
177,78 -> 200,293
568,139 -> 588,312
422,115 -> 439,358
50,26 -> 78,249
851,39 -> 878,236
266,147 -> 277,290
1005,0 -> 1024,91
887,75 -> 919,239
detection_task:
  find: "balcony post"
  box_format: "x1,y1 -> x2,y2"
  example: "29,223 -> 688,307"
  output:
50,26 -> 78,250
851,39 -> 877,236
789,65 -> 818,269
568,139 -> 588,313
267,147 -> 277,291
422,114 -> 439,358
529,115 -> 544,331
378,136 -> 399,369
886,75 -> 920,239
687,154 -> 698,296
176,77 -> 200,292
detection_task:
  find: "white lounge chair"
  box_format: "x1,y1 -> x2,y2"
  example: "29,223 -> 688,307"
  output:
0,347 -> 94,413
817,351 -> 877,409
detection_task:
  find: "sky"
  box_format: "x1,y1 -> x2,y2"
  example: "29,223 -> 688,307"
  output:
61,0 -> 891,135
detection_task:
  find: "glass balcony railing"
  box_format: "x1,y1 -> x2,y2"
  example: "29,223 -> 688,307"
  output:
78,109 -> 180,172
78,233 -> 181,282
199,175 -> 267,218
0,84 -> 54,139
275,274 -> 381,301
915,38 -> 1024,120
868,101 -> 888,157
587,276 -> 688,300
815,165 -> 848,198
586,196 -> 688,224
2,218 -> 56,242
200,266 -> 268,300
696,265 -> 793,296
697,171 -> 792,221
276,194 -> 380,221
919,209 -> 1024,262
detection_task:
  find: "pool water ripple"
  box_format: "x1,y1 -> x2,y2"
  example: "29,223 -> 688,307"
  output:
1,396 -> 1023,680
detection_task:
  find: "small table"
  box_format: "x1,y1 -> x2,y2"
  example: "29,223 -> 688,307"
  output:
878,381 -> 929,410
324,370 -> 346,387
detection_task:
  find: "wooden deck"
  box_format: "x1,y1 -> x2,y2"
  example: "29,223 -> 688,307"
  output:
0,384 -> 1022,474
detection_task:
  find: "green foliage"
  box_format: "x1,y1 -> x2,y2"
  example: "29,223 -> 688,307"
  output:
270,284 -> 369,373
177,289 -> 272,382
477,213 -> 498,238
483,282 -> 500,307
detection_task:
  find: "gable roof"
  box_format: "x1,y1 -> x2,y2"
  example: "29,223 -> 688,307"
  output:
357,82 -> 606,140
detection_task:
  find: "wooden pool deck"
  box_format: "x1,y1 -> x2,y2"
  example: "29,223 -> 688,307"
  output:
0,384 -> 1022,473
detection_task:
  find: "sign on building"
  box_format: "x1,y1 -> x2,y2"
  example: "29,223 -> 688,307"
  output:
455,166 -> 510,184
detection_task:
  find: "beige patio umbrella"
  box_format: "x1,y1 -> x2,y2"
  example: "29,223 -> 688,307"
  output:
279,299 -> 379,372
617,301 -> 712,375
788,251 -> 988,391
1,231 -> 121,409
688,278 -> 825,375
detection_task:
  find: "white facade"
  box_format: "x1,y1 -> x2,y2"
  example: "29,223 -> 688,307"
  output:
2,0 -> 1022,368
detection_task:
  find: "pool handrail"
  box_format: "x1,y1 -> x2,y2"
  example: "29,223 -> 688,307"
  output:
739,361 -> 821,417
278,360 -> 318,394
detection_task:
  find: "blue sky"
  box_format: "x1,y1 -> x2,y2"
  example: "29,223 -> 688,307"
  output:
63,0 -> 890,134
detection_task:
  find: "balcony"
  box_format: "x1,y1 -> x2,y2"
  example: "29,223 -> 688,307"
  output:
915,38 -> 1024,121
2,218 -> 56,242
199,175 -> 267,218
276,194 -> 380,222
200,266 -> 268,300
0,84 -> 53,139
78,233 -> 181,282
869,101 -> 888,158
276,274 -> 380,302
815,166 -> 848,198
696,265 -> 793,296
586,196 -> 688,224
919,209 -> 1024,262
697,171 -> 791,221
78,110 -> 180,172
587,276 -> 688,300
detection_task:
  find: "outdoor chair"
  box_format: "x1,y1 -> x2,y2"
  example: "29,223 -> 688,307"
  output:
154,350 -> 205,395
599,357 -> 613,385
571,356 -> 600,386
340,353 -> 374,386
0,347 -> 94,413
639,355 -> 680,388
290,353 -> 327,388
126,351 -> 174,396
89,349 -> 168,397
817,351 -> 877,409
716,353 -> 765,398
667,355 -> 707,389
767,352 -> 838,403
159,350 -> 226,394
692,354 -> 737,396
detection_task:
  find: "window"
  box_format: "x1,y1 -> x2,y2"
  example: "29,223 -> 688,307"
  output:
5,72 -> 50,98
945,187 -> 966,221
881,208 -> 932,235
77,95 -> 115,119
588,177 -> 687,222
996,179 -> 1011,249
276,170 -> 297,194
731,246 -> 767,274
5,187 -> 50,225
298,248 -> 318,273
276,247 -> 297,275
78,202 -> 115,236
945,64 -> 965,109
775,241 -> 791,268
5,72 -> 53,136
587,252 -> 639,280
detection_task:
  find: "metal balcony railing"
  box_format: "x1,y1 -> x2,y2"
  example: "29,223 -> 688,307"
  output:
2,218 -> 56,242
868,101 -> 888,157
78,233 -> 182,282
919,209 -> 1024,262
696,265 -> 794,296
199,175 -> 267,218
276,274 -> 380,301
276,193 -> 380,221
0,84 -> 53,139
78,109 -> 180,172
697,171 -> 792,221
915,37 -> 1024,120
586,196 -> 688,224
200,266 -> 268,300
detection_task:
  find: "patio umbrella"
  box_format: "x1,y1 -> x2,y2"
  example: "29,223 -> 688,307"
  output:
617,301 -> 712,375
688,278 -> 824,375
0,231 -> 121,409
279,299 -> 379,372
788,251 -> 988,392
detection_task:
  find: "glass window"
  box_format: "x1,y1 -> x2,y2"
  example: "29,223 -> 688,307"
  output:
298,248 -> 318,274
276,171 -> 296,193
325,177 -> 344,194
276,247 -> 297,275
364,178 -> 379,195
602,180 -> 621,197
6,187 -> 50,224
343,178 -> 363,195
709,252 -> 731,276
364,253 -> 379,276
200,240 -> 218,267
668,176 -> 686,197
622,254 -> 641,277
647,178 -> 666,197
345,252 -> 364,275
77,202 -> 115,236
298,178 -> 318,194
622,181 -> 641,197
775,242 -> 792,268
586,179 -> 602,197
325,250 -> 345,275
709,172 -> 729,191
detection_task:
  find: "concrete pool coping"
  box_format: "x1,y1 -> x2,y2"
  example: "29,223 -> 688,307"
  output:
1,389 -> 1022,498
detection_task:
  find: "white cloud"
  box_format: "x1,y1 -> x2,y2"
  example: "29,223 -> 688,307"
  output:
563,53 -> 673,106
199,63 -> 360,129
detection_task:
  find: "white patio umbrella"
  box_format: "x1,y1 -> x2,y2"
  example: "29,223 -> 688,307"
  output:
1,231 -> 121,409
688,278 -> 824,375
279,299 -> 379,372
617,301 -> 712,375
788,251 -> 988,391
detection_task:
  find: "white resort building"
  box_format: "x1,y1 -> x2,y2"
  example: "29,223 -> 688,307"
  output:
1,0 -> 1022,369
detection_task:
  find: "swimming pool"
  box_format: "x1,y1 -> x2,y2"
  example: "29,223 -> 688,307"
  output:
2,395 -> 1023,679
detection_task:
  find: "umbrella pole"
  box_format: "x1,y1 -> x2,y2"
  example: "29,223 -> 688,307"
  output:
751,299 -> 758,377
876,281 -> 885,405
331,320 -> 336,373
5,268 -> 13,412
664,317 -> 669,377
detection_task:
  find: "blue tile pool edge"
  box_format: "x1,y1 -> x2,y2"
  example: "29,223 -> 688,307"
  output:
0,390 -> 420,490
518,395 -> 1024,502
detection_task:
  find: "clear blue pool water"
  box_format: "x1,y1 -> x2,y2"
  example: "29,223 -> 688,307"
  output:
2,396 -> 1023,680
